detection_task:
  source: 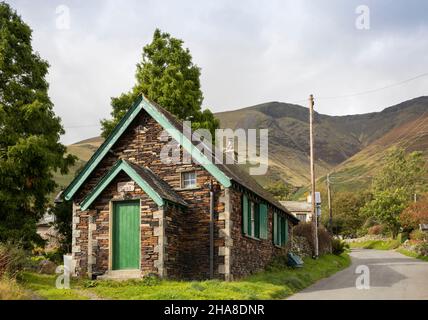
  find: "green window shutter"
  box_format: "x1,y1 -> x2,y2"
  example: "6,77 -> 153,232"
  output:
242,194 -> 248,235
254,203 -> 260,238
273,212 -> 278,245
285,218 -> 289,244
259,203 -> 268,239
280,216 -> 286,246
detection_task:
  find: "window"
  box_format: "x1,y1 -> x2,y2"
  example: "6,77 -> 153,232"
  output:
273,212 -> 288,247
181,171 -> 197,189
242,194 -> 268,240
250,202 -> 256,236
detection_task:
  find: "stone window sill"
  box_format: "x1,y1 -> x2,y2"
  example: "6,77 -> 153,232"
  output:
175,186 -> 201,191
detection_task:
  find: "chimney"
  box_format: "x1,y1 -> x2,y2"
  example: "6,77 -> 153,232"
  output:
224,138 -> 237,164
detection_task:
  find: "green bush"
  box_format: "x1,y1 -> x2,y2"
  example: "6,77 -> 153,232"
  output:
410,230 -> 428,242
44,250 -> 63,264
266,255 -> 289,271
397,232 -> 409,243
415,242 -> 428,256
331,239 -> 349,255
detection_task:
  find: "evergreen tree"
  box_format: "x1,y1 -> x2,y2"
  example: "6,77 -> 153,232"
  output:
101,28 -> 219,138
0,2 -> 75,247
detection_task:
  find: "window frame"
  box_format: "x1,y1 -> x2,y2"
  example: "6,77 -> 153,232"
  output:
242,194 -> 266,240
180,171 -> 197,189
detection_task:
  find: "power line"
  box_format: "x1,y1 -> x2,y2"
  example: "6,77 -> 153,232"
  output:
318,72 -> 428,100
287,71 -> 428,105
63,70 -> 428,131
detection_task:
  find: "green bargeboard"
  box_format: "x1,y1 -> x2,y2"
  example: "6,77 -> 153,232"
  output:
113,201 -> 140,270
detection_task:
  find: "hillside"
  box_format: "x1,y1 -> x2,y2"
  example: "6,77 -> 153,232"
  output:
215,96 -> 428,189
52,136 -> 104,194
322,111 -> 428,193
55,96 -> 428,199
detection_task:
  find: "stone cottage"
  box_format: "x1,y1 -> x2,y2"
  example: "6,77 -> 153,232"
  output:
63,95 -> 299,280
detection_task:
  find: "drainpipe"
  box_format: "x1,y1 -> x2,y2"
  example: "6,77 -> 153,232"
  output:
209,180 -> 215,279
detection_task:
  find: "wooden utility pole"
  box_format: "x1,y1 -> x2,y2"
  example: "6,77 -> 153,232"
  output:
309,94 -> 318,258
327,174 -> 333,233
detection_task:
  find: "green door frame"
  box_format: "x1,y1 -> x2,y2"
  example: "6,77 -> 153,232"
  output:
110,199 -> 141,271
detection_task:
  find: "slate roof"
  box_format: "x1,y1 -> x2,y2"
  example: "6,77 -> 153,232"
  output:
64,95 -> 299,224
280,201 -> 312,213
125,160 -> 187,206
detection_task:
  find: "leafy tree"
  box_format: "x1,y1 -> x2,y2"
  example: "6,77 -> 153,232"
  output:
360,189 -> 407,238
51,200 -> 73,254
264,180 -> 294,200
361,148 -> 427,238
52,163 -> 85,253
372,148 -> 425,197
399,194 -> 428,233
324,191 -> 371,238
0,3 -> 75,248
101,29 -> 219,138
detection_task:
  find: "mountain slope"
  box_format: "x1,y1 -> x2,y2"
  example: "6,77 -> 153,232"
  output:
215,96 -> 428,188
52,137 -> 104,194
323,111 -> 428,193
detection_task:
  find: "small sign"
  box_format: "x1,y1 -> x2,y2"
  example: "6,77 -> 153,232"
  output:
307,192 -> 321,204
117,181 -> 135,192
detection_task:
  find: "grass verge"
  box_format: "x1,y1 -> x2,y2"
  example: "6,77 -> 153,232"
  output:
16,253 -> 350,300
396,248 -> 428,262
18,272 -> 88,300
349,239 -> 400,250
0,277 -> 31,300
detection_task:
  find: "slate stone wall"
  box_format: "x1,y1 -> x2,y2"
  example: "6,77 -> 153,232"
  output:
72,110 -> 226,279
71,109 -> 293,280
228,187 -> 293,279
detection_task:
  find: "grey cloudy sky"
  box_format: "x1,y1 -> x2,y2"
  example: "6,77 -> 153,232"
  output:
7,0 -> 428,144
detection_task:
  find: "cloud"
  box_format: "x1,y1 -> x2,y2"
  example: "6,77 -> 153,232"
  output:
7,0 -> 428,144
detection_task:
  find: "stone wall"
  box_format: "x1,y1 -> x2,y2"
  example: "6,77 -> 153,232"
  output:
228,187 -> 293,279
71,109 -> 295,280
164,203 -> 185,279
290,235 -> 312,258
72,110 -> 225,279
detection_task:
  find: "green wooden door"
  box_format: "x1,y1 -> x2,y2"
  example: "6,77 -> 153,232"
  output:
112,201 -> 140,270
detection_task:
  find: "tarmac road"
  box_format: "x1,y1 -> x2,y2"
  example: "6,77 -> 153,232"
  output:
288,249 -> 428,300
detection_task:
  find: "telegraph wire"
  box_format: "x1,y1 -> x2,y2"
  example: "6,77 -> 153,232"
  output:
64,70 -> 428,131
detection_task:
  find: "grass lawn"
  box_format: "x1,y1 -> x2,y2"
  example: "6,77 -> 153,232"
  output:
18,272 -> 89,300
349,239 -> 400,250
396,248 -> 428,262
16,253 -> 350,300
